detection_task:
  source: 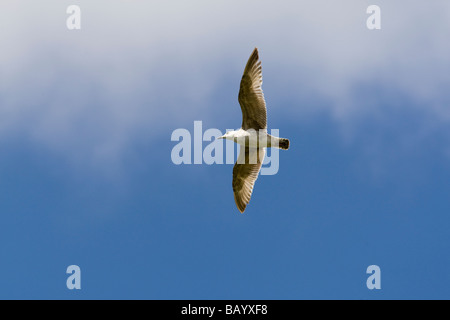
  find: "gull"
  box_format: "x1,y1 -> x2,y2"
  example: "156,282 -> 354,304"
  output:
218,48 -> 290,213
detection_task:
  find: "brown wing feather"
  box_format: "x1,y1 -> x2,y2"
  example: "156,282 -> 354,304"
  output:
232,147 -> 265,213
238,48 -> 267,130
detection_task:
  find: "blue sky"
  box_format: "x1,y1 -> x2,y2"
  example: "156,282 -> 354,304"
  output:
1,0 -> 450,299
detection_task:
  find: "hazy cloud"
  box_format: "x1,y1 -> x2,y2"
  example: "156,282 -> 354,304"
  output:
1,0 -> 450,169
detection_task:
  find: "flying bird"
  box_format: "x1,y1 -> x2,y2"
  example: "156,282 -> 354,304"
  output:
218,48 -> 290,213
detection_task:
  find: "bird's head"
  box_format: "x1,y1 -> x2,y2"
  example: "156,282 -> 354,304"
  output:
217,132 -> 232,140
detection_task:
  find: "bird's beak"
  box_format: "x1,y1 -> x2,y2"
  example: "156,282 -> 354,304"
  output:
217,135 -> 225,139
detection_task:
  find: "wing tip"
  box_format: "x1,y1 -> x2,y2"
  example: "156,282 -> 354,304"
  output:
251,47 -> 259,59
233,192 -> 247,213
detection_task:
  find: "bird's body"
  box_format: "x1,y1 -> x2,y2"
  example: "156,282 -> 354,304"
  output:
221,128 -> 289,149
219,48 -> 290,213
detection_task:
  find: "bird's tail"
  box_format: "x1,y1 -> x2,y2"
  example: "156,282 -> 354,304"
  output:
279,138 -> 290,150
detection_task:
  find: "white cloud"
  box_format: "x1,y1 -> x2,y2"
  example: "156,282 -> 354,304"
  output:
1,0 -> 450,170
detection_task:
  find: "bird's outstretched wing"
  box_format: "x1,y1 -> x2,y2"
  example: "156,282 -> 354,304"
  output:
238,48 -> 267,131
232,146 -> 265,213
